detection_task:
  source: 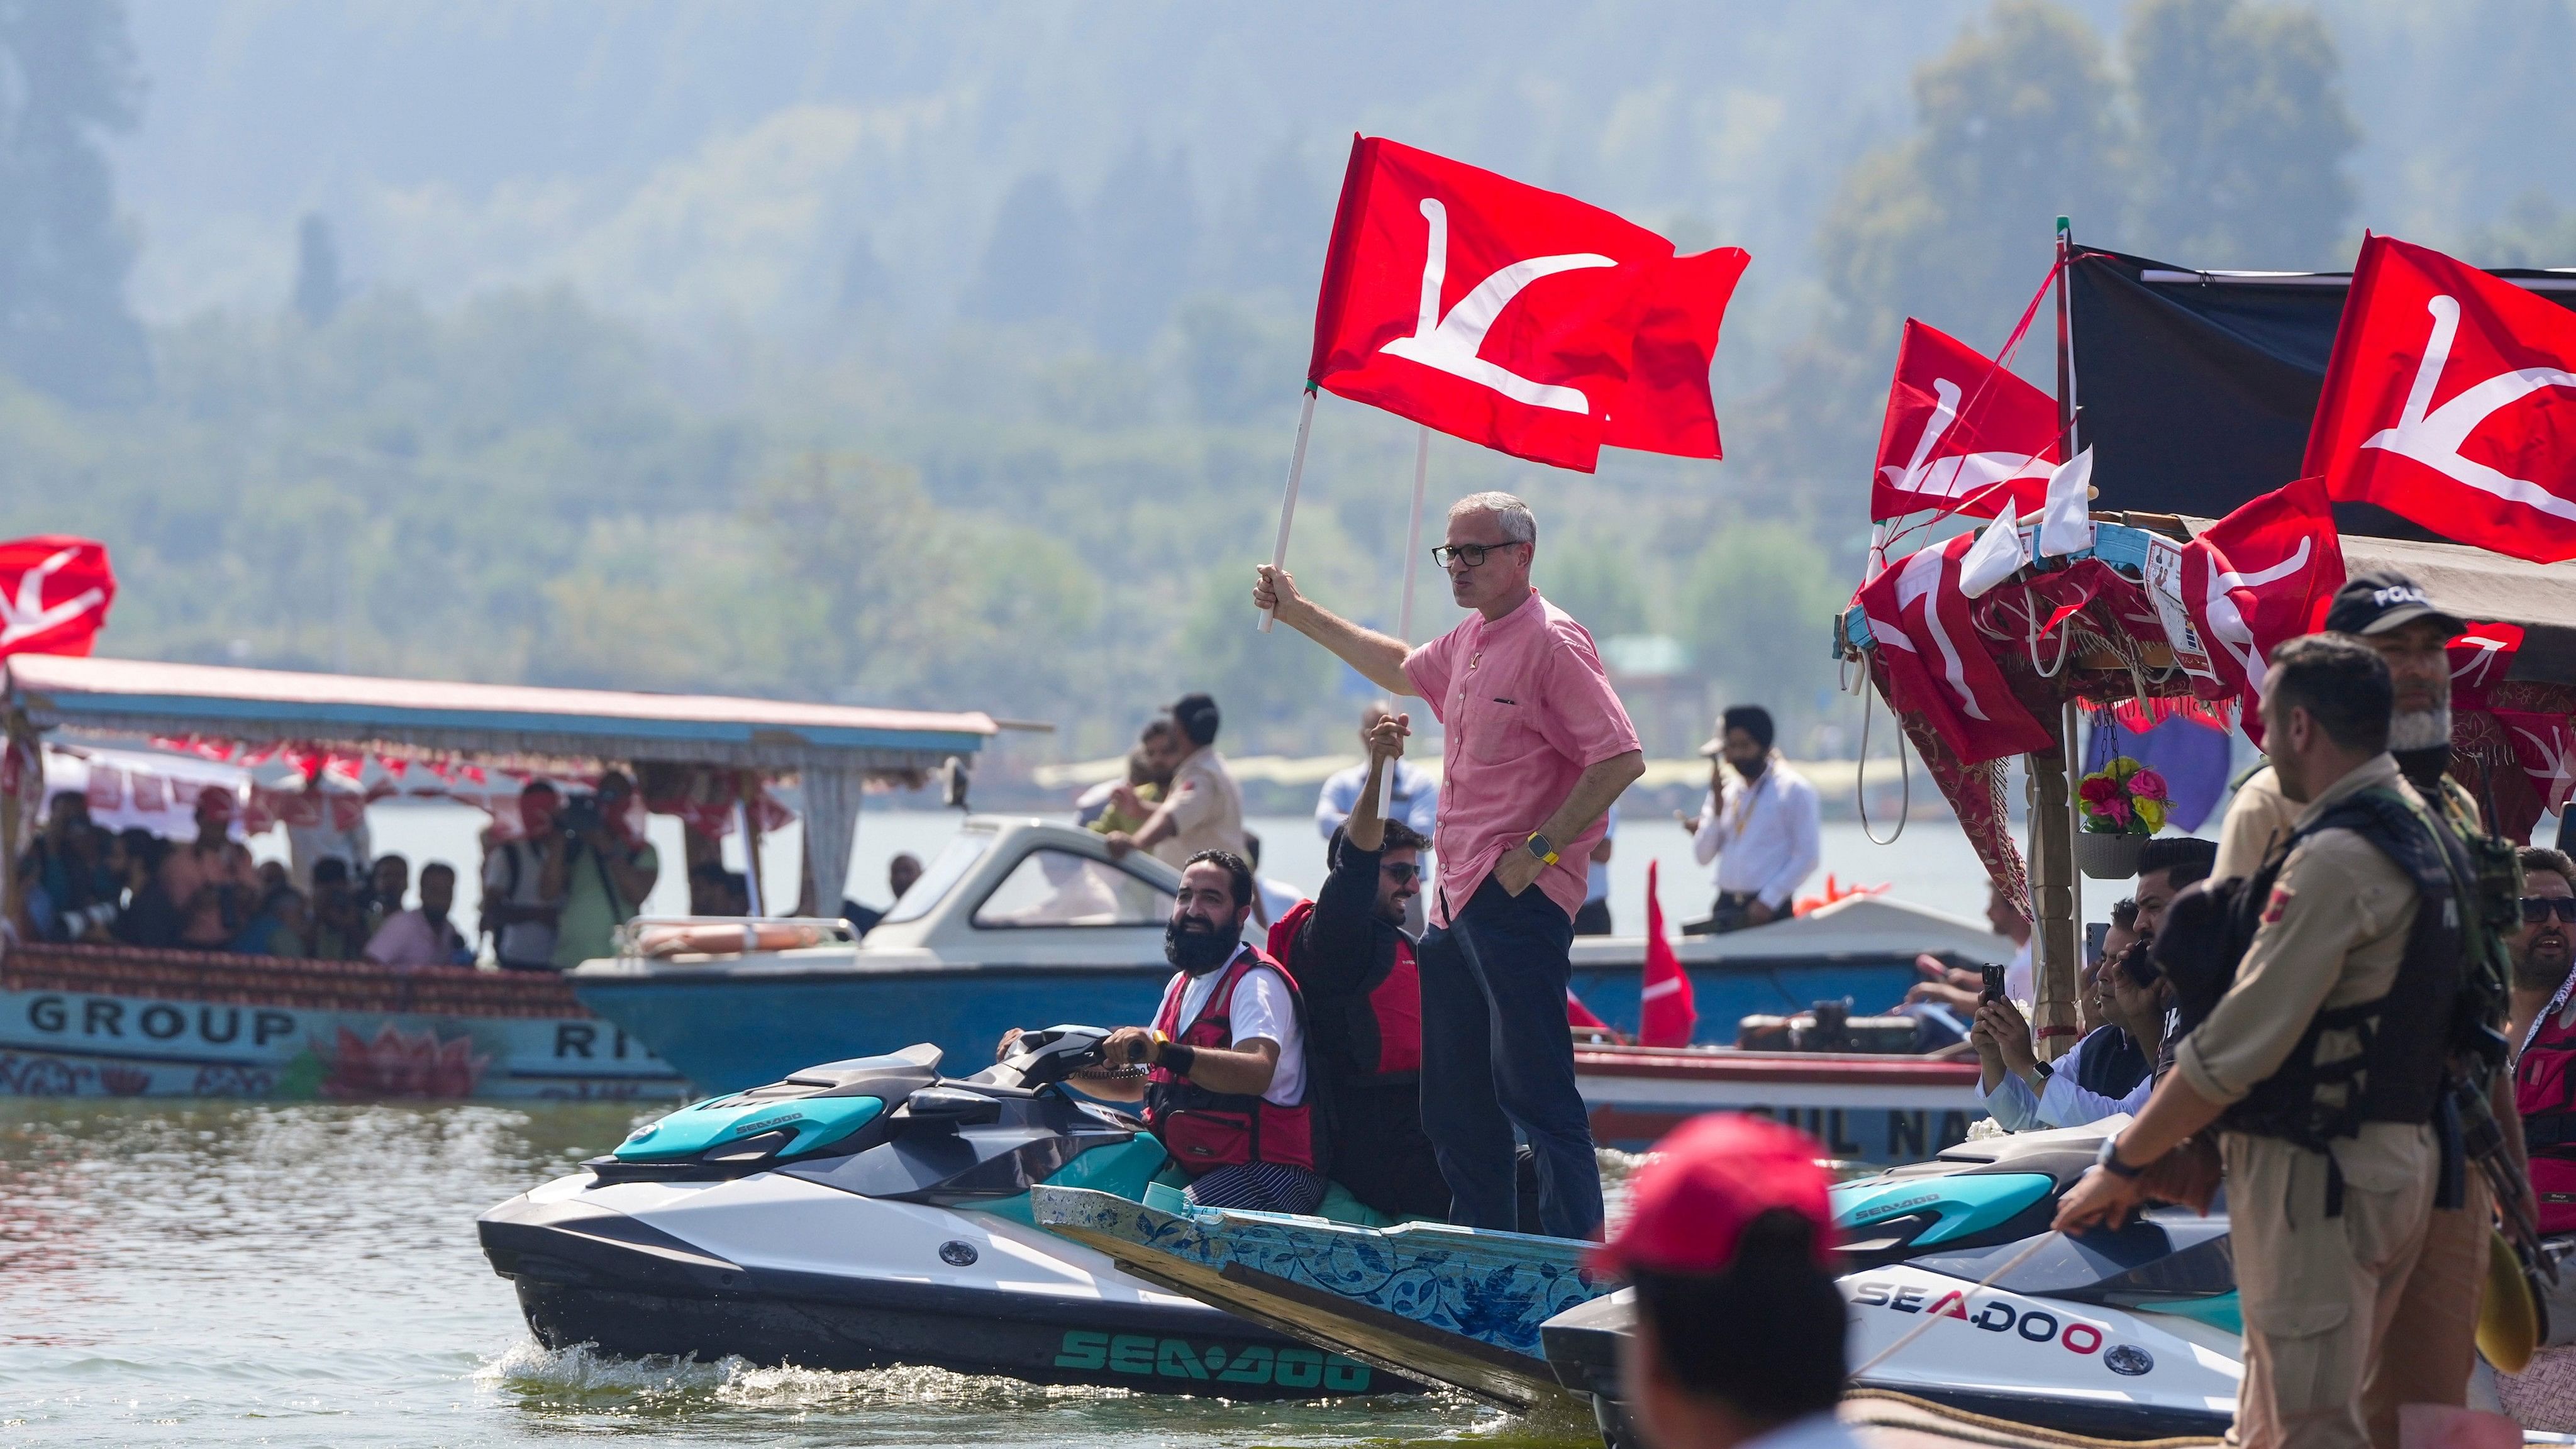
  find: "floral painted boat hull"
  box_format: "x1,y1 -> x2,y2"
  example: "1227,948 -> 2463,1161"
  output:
0,943 -> 686,1100
1030,1184 -> 1609,1411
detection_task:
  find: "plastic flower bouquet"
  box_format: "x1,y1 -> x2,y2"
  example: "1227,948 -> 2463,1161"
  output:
2077,756 -> 2170,835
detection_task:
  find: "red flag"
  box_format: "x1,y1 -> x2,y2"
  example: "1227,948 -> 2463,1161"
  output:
1870,320 -> 2063,521
1602,246 -> 1750,460
1308,136 -> 1716,472
1565,986 -> 1613,1032
1855,531 -> 2055,766
2307,235 -> 2576,562
2140,475 -> 2344,726
0,537 -> 114,658
1639,860 -> 1696,1047
2449,620 -> 2524,706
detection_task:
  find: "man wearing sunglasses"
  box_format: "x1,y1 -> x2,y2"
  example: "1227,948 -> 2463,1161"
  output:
1266,713 -> 1447,1219
1254,490 -> 1643,1240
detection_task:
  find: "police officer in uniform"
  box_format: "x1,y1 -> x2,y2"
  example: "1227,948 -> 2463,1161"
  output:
2058,634 -> 2470,1449
2206,573 -> 2534,1438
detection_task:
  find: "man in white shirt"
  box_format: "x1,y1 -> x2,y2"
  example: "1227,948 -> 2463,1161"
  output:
1108,693 -> 1246,869
1106,850 -> 1323,1214
1314,701 -> 1440,841
1592,1114 -> 1862,1449
1682,706 -> 1819,934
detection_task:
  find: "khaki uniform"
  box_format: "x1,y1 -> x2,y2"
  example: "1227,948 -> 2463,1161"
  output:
2213,763 -> 2494,1441
2175,754 -> 2438,1449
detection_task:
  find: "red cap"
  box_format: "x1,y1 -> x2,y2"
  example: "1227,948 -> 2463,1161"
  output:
1592,1114 -> 1834,1277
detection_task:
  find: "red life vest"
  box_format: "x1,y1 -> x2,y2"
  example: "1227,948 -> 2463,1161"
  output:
2519,977 -> 2576,1234
1145,947 -> 1318,1175
1266,899 -> 1423,1080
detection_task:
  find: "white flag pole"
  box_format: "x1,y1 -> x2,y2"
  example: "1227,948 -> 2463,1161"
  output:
1258,389 -> 1319,633
1380,425 -> 1432,817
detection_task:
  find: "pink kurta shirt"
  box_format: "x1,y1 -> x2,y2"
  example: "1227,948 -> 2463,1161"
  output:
1403,589 -> 1640,927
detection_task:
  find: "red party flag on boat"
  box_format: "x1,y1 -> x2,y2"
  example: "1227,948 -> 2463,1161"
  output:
2307,235 -> 2576,562
1869,320 -> 2063,521
1639,860 -> 1697,1048
0,536 -> 114,658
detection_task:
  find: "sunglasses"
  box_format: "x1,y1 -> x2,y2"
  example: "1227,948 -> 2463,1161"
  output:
1380,861 -> 1421,884
2524,897 -> 2576,925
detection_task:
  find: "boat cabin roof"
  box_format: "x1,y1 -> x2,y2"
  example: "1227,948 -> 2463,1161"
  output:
3,654 -> 995,773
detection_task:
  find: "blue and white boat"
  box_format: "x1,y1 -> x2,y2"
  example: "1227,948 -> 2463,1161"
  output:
569,817 -> 2014,1097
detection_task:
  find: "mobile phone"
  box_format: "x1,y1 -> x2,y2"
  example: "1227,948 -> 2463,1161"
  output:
1980,963 -> 2007,1004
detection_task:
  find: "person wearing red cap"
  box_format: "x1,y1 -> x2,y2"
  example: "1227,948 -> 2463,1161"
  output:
1595,1114 -> 1855,1449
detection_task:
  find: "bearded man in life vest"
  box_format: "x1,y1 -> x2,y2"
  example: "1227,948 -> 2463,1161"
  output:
1106,851 -> 1326,1214
1266,710 -> 1450,1220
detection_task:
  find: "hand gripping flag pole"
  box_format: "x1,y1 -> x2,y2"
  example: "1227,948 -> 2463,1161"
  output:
1257,386 -> 1319,633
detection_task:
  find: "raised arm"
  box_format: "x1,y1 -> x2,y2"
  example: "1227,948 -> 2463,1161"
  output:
1344,714 -> 1409,853
1253,565 -> 1415,697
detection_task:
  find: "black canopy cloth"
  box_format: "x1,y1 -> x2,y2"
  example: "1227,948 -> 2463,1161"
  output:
2067,249 -> 2576,532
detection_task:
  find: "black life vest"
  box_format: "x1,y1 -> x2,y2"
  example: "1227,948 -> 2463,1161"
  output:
1265,899 -> 1423,1082
2156,785 -> 2468,1152
1144,947 -> 1319,1176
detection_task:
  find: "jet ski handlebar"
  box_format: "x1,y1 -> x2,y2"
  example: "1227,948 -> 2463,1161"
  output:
973,1024 -> 1114,1091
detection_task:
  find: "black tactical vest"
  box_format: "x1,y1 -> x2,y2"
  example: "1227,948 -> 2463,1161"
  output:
2157,786 -> 2468,1152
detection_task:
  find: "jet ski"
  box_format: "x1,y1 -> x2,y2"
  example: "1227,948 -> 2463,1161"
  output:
1543,1122 -> 2242,1445
477,1026 -> 1414,1398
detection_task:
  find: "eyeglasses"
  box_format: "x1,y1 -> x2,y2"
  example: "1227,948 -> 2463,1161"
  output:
1431,541 -> 1524,569
1380,862 -> 1421,884
2524,897 -> 2576,924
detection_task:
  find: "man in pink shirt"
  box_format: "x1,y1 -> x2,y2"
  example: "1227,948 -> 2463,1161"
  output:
1255,491 -> 1643,1239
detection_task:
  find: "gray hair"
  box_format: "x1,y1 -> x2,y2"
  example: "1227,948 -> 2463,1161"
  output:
1448,491 -> 1536,546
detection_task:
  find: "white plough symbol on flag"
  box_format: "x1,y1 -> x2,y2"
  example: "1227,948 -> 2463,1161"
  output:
1878,376 -> 2055,504
0,545 -> 106,648
2363,296 -> 2576,519
1379,198 -> 1615,414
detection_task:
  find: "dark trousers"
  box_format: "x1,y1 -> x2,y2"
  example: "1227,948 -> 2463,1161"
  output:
1418,875 -> 1602,1239
1571,898 -> 1612,936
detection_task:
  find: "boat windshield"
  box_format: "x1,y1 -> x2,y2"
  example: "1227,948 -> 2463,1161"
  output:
880,828 -> 993,925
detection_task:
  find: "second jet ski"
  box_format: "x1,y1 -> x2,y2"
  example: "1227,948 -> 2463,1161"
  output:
1543,1121 -> 2241,1445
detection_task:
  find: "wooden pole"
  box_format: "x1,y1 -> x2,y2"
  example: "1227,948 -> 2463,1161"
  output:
1258,389 -> 1319,633
2028,216 -> 2083,1061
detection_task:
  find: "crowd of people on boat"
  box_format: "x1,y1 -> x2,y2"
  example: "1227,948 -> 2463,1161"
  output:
13,784 -> 476,968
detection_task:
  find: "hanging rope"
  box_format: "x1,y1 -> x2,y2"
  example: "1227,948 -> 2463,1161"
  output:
1855,666 -> 1913,847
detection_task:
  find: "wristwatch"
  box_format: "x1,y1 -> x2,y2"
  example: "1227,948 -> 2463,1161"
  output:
1525,832 -> 1560,866
2096,1134 -> 2145,1180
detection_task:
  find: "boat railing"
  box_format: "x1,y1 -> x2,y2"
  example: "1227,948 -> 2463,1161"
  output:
3,941 -> 584,1017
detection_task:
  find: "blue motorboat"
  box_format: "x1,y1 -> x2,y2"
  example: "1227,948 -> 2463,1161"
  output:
568,818 -> 2013,1096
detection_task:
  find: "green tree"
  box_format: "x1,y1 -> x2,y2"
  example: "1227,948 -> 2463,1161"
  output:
1545,538 -> 1650,638
1682,524 -> 1845,743
1175,568 -> 1340,757
2124,0 -> 2357,268
1744,1 -> 2125,495
293,214 -> 343,326
0,0 -> 148,404
969,173 -> 1080,325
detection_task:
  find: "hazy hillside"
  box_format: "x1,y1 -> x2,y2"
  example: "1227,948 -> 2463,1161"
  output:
0,0 -> 2565,769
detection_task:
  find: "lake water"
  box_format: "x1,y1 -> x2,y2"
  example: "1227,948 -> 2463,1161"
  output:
0,800 -> 2049,1441
0,1098 -> 1535,1446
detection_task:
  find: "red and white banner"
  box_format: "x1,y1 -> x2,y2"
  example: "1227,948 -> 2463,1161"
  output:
1855,531 -> 2054,765
2140,475 -> 2344,725
1307,136 -> 1740,472
2449,619 -> 2525,705
0,536 -> 114,659
1638,859 -> 1696,1048
2307,235 -> 2576,562
1870,320 -> 2062,521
